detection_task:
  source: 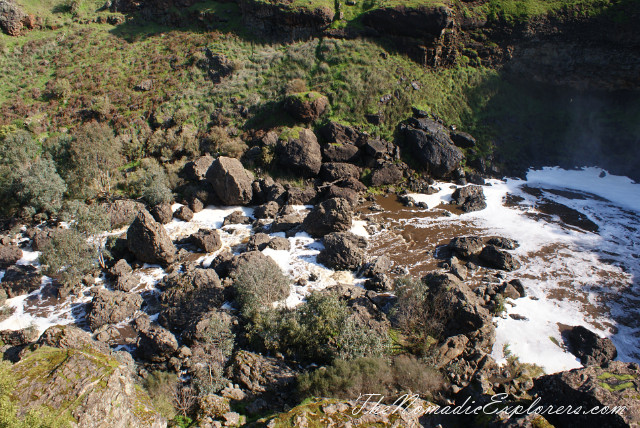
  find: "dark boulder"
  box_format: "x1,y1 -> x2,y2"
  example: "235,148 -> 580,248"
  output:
38,325 -> 109,353
1,265 -> 41,298
533,361 -> 640,428
276,128 -> 322,178
317,232 -> 367,270
102,199 -> 146,229
205,156 -> 254,206
285,187 -> 317,205
157,266 -> 225,332
270,213 -> 305,235
449,236 -> 484,258
479,245 -> 521,271
320,185 -> 360,207
322,143 -> 360,163
302,197 -> 352,237
0,0 -> 26,36
452,185 -> 487,212
563,325 -> 617,366
173,205 -> 194,222
126,210 -> 177,266
284,92 -> 329,123
370,163 -> 404,186
232,350 -> 296,394
31,228 -> 53,251
190,229 -> 222,253
112,273 -> 138,292
183,155 -> 214,181
222,210 -> 251,226
320,162 -> 361,182
450,130 -> 477,148
401,118 -> 463,178
86,289 -> 142,331
487,236 -> 519,250
246,233 -> 271,252
361,255 -> 392,278
0,245 -> 22,269
254,201 -> 280,219
133,315 -> 179,363
319,121 -> 367,147
150,202 -> 173,225
267,236 -> 290,251
109,259 -> 132,278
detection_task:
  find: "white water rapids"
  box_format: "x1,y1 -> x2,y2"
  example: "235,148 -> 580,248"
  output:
0,166 -> 638,374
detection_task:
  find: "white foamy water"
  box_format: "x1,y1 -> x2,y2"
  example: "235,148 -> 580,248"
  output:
406,167 -> 640,373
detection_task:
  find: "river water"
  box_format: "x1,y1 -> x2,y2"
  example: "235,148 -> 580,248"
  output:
0,166 -> 638,374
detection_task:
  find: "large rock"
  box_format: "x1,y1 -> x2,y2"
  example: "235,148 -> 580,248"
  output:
0,245 -> 22,268
133,315 -> 179,363
425,273 -> 492,338
322,142 -> 360,163
150,203 -> 173,225
102,199 -> 146,229
479,245 -> 521,271
564,325 -> 617,366
317,232 -> 367,270
449,236 -> 485,258
1,264 -> 41,298
10,345 -> 165,427
284,92 -> 329,123
320,162 -> 361,182
0,0 -> 26,36
87,289 -> 143,331
370,163 -> 404,186
302,197 -> 353,237
452,185 -> 487,212
157,266 -> 225,332
205,156 -> 254,205
190,229 -> 222,253
183,155 -> 214,181
401,118 -> 464,178
276,128 -> 322,177
232,350 -> 296,394
533,361 -> 640,427
319,121 -> 367,147
37,325 -> 109,354
127,210 -> 177,265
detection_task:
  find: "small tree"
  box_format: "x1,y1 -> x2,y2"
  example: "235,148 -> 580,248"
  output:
14,158 -> 67,215
232,256 -> 290,318
39,229 -> 97,287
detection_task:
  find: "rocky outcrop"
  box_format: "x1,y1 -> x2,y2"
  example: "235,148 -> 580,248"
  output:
232,350 -> 296,394
302,197 -> 353,237
87,289 -> 143,331
183,155 -> 215,181
10,345 -> 166,427
449,236 -> 485,258
0,244 -> 22,269
317,232 -> 367,271
400,117 -> 464,178
134,314 -> 179,363
452,185 -> 487,212
370,163 -> 404,186
157,266 -> 225,332
284,92 -> 329,123
1,265 -> 41,298
319,121 -> 368,147
206,156 -> 254,205
479,245 -> 521,271
0,0 -> 26,36
102,199 -> 146,229
127,210 -> 177,265
276,128 -> 322,177
320,162 -> 361,182
238,0 -> 334,42
534,361 -> 640,427
37,325 -> 109,354
564,325 -> 617,366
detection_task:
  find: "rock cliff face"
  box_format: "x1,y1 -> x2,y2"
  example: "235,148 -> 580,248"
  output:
10,344 -> 166,427
238,0 -> 334,42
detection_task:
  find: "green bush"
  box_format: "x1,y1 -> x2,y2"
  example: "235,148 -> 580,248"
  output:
392,276 -> 453,354
13,158 -> 67,216
39,229 -> 97,287
298,355 -> 445,401
232,257 -> 290,318
66,122 -> 122,199
192,314 -> 236,395
248,292 -> 390,363
60,201 -> 110,236
125,158 -> 173,206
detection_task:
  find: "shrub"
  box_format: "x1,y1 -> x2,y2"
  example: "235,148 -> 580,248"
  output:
285,78 -> 308,95
192,314 -> 236,395
392,276 -> 453,354
66,122 -> 122,199
60,201 -> 110,236
39,229 -> 97,286
13,158 -> 67,216
247,292 -> 390,364
232,257 -> 290,318
125,158 -> 173,206
142,371 -> 178,420
298,355 -> 445,401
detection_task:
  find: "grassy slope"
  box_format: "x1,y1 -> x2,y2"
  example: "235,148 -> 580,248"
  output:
0,0 -> 637,176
